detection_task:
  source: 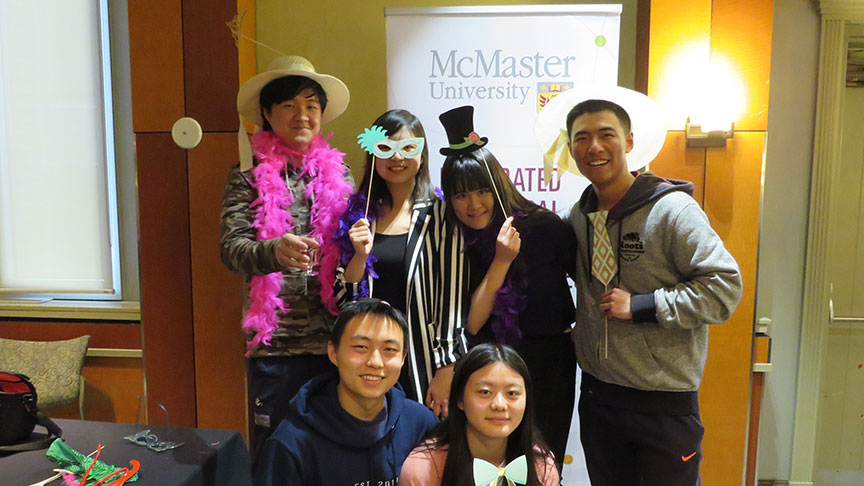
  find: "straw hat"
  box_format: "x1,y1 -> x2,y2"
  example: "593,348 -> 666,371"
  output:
236,55 -> 350,127
236,55 -> 349,170
534,85 -> 667,183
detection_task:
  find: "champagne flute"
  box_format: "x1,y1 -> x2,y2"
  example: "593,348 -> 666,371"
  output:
285,233 -> 319,276
301,234 -> 321,296
305,244 -> 319,277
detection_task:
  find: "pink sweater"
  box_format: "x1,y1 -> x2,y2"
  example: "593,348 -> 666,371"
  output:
400,444 -> 559,486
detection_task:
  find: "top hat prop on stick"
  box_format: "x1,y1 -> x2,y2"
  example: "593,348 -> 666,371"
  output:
438,106 -> 507,218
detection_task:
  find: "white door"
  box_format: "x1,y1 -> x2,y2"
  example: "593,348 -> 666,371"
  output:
813,84 -> 864,486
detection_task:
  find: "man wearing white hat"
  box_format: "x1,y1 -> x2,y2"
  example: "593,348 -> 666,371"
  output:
564,98 -> 742,486
220,55 -> 354,458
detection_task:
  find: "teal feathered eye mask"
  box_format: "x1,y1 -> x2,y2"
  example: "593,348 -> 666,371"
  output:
357,125 -> 425,159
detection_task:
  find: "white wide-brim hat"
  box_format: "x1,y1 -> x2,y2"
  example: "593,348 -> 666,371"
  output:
534,85 -> 667,183
237,55 -> 350,126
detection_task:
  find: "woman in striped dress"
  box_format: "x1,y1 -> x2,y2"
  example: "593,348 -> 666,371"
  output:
334,109 -> 467,414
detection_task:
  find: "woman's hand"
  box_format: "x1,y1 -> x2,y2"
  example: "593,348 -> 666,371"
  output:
493,216 -> 521,264
425,364 -> 454,418
349,218 -> 373,258
466,217 -> 520,333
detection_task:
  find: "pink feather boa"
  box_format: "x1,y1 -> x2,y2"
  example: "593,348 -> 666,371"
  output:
243,130 -> 352,353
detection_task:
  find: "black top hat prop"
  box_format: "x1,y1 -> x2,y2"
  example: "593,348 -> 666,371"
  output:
437,105 -> 508,218
438,106 -> 489,156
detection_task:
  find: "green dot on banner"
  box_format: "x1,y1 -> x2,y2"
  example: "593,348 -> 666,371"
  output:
595,35 -> 607,47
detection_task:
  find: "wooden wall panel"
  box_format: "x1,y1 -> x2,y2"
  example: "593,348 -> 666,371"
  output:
647,1 -> 773,483
130,0 -> 245,434
0,321 -> 141,347
702,136 -> 764,243
634,0 -> 651,94
182,0 -> 240,131
136,133 -> 196,427
648,132 -> 706,206
128,0 -> 185,132
700,132 -> 764,486
710,0 -> 774,131
237,0 -> 256,84
0,321 -> 144,423
50,357 -> 145,423
647,0 -> 711,129
188,133 -> 246,438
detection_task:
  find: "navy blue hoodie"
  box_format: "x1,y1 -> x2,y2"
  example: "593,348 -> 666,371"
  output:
254,370 -> 438,486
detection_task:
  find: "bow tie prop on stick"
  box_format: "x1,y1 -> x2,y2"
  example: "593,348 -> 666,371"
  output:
587,210 -> 617,359
473,455 -> 528,486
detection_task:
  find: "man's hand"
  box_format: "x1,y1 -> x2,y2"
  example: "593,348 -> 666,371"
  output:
599,288 -> 632,320
348,218 -> 373,258
425,364 -> 454,418
275,233 -> 320,270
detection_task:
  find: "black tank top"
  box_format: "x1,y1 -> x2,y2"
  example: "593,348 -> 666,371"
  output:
371,232 -> 408,312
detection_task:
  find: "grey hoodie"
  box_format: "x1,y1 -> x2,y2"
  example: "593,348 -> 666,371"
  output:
569,172 -> 742,399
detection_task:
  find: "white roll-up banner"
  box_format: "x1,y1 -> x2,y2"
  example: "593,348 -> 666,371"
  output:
387,5 -> 621,484
386,4 -> 620,215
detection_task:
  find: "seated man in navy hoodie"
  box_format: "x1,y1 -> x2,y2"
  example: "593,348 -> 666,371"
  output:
254,298 -> 438,486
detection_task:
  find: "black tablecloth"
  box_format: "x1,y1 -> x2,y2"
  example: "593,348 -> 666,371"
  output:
0,419 -> 252,485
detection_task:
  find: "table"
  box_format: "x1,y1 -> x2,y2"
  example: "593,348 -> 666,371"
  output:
0,419 -> 252,485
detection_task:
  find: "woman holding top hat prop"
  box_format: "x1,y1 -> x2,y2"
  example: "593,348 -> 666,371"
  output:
436,106 -> 578,468
400,343 -> 559,486
333,109 -> 467,414
220,55 -> 354,457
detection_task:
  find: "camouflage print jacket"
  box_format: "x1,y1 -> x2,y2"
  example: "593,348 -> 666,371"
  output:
220,162 -> 354,357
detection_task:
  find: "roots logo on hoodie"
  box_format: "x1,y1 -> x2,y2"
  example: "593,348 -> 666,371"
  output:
619,232 -> 645,262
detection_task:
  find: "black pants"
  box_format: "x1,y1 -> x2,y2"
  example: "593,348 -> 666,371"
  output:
517,333 -> 577,469
247,355 -> 334,464
579,391 -> 704,486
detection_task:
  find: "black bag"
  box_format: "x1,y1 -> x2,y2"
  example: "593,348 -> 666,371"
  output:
0,371 -> 62,453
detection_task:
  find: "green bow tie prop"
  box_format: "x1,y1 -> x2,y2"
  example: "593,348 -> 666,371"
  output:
473,455 -> 528,486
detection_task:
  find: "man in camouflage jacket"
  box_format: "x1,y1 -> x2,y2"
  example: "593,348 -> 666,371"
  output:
220,55 -> 352,460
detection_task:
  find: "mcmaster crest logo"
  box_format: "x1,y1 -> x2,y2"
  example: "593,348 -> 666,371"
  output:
537,82 -> 574,111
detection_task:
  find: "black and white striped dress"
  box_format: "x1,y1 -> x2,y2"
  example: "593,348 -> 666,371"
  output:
335,198 -> 468,401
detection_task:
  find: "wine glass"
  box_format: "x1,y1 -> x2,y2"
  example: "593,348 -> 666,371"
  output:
305,244 -> 319,277
285,233 -> 319,276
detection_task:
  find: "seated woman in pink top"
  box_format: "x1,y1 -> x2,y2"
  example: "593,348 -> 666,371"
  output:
400,343 -> 558,486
